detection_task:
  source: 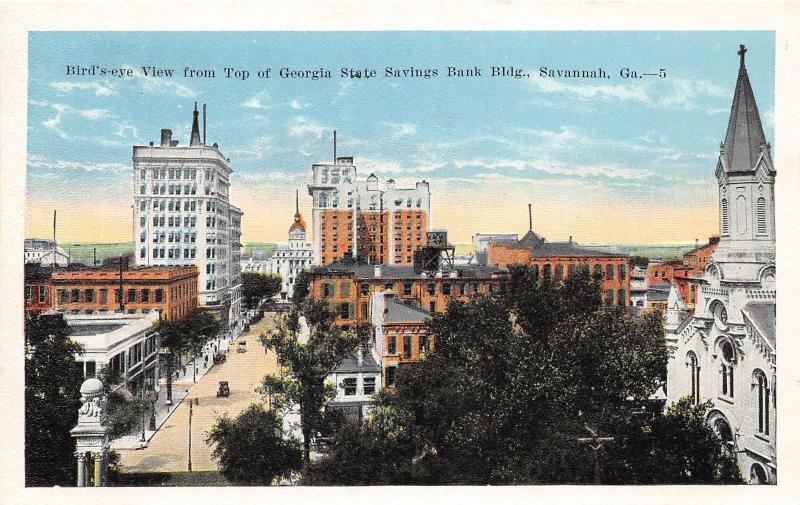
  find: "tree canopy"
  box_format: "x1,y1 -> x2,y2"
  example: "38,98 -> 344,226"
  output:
25,313 -> 84,487
308,265 -> 740,484
242,272 -> 283,310
259,301 -> 369,476
292,270 -> 312,305
207,404 -> 302,485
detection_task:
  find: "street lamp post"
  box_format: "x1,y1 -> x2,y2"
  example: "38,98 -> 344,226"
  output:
139,385 -> 146,443
188,401 -> 193,473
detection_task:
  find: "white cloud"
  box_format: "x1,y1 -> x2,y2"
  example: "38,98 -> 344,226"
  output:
79,108 -> 110,120
531,78 -> 649,103
288,98 -> 309,110
383,122 -> 417,139
228,135 -> 276,159
333,81 -> 358,102
288,116 -> 326,138
27,154 -> 128,173
50,81 -> 118,96
243,92 -> 270,110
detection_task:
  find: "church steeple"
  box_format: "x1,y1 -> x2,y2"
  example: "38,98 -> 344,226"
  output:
190,102 -> 202,147
721,45 -> 769,174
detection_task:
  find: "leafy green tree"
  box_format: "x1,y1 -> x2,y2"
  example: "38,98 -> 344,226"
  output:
309,266 -> 734,485
207,404 -> 302,485
259,301 -> 368,477
601,397 -> 744,484
292,270 -> 312,305
242,272 -> 283,310
104,388 -> 150,439
630,256 -> 650,269
25,313 -> 84,487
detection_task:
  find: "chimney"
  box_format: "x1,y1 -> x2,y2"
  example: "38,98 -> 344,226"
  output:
568,235 -> 572,244
528,203 -> 533,231
374,265 -> 381,278
160,129 -> 172,147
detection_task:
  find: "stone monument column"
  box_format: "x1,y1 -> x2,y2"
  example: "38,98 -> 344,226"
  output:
70,378 -> 110,487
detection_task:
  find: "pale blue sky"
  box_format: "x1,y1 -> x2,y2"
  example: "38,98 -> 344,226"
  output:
26,31 -> 775,244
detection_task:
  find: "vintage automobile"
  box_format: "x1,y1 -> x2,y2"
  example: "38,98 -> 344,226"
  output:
216,381 -> 230,398
237,341 -> 247,353
213,353 -> 226,365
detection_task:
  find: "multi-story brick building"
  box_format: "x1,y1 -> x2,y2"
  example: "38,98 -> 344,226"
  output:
309,260 -> 506,327
371,291 -> 433,388
486,230 -> 631,306
50,265 -> 198,320
25,264 -> 53,313
307,146 -> 431,266
132,103 -> 243,331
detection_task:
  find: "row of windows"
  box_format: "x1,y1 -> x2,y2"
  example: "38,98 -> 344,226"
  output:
341,376 -> 377,396
686,346 -> 771,436
140,246 -> 197,259
25,285 -> 49,304
720,196 -> 768,235
147,215 -> 199,228
147,231 -> 198,244
387,333 -> 431,358
142,183 -> 199,196
321,279 -> 492,299
58,287 -> 165,304
532,262 -> 627,281
139,168 -> 201,180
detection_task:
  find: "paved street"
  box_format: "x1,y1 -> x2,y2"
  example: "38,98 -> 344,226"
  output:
118,314 -> 280,473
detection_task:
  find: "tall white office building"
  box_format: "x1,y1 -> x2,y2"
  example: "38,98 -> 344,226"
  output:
132,103 -> 243,331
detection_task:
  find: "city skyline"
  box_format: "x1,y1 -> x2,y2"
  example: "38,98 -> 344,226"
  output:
26,31 -> 775,245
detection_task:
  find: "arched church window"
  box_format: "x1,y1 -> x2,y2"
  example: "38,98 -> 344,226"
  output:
721,198 -> 729,235
542,264 -> 551,280
753,369 -> 770,435
555,264 -> 564,281
757,197 -> 767,234
750,463 -> 768,484
687,351 -> 700,405
719,340 -> 735,398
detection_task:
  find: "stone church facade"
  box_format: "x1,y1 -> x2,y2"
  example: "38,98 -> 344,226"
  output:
666,45 -> 776,484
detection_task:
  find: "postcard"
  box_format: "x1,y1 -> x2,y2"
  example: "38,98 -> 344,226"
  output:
1,1 -> 798,504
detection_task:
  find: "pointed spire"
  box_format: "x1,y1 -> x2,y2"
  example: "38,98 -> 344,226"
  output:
295,188 -> 299,215
190,101 -> 201,147
721,44 -> 768,173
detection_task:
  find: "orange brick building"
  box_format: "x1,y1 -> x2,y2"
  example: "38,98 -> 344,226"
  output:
487,230 -> 632,306
373,294 -> 433,388
25,264 -> 53,313
647,236 -> 720,310
309,260 -> 507,327
50,265 -> 198,320
308,153 -> 431,266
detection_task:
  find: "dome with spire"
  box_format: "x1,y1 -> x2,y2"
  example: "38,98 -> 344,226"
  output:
289,189 -> 306,233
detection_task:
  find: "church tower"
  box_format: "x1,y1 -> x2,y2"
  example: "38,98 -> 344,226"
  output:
712,44 -> 776,284
666,46 -> 777,483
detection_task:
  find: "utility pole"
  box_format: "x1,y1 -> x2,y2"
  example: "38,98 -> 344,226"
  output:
576,425 -> 614,484
118,255 -> 125,312
187,401 -> 193,472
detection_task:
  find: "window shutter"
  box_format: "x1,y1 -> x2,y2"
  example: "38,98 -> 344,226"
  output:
757,197 -> 767,234
722,199 -> 729,234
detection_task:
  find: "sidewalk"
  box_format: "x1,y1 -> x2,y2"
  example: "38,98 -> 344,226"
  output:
111,334 -> 237,450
